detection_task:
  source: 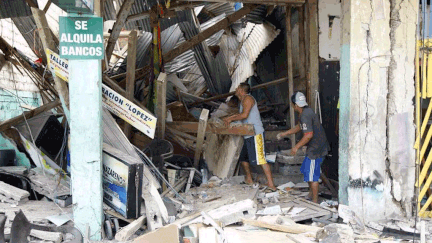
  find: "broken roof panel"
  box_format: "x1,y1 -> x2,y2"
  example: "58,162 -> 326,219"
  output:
0,0 -> 37,19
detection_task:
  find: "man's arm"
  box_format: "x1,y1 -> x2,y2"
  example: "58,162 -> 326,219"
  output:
277,124 -> 301,140
223,96 -> 254,126
291,132 -> 313,155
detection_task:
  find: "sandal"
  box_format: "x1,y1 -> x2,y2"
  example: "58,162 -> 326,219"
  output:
263,187 -> 278,193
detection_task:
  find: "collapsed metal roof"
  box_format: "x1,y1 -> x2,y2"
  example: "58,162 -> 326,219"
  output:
4,0 -> 282,106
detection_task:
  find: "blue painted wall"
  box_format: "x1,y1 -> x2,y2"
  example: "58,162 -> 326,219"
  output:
0,89 -> 41,121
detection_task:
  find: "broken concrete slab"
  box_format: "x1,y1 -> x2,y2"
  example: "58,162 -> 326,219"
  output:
0,181 -> 29,201
316,223 -> 354,243
205,199 -> 256,226
256,205 -> 282,215
30,229 -> 62,243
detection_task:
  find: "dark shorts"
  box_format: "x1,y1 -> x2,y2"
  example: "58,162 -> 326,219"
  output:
300,156 -> 323,182
238,134 -> 267,165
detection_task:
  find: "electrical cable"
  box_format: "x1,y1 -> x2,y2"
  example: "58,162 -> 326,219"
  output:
134,145 -> 188,203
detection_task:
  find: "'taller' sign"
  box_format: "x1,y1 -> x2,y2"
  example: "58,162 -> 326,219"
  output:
59,16 -> 104,60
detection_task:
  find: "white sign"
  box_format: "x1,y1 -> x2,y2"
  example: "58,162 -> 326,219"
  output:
46,49 -> 69,81
102,85 -> 157,139
46,54 -> 156,138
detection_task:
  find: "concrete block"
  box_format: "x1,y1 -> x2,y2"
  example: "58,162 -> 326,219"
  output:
317,223 -> 354,243
206,199 -> 257,226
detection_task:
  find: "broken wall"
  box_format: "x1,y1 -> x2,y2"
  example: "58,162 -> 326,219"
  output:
319,0 -> 342,60
339,0 -> 417,221
0,19 -> 42,122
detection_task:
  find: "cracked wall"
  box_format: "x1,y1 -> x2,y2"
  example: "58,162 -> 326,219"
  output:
339,0 -> 417,221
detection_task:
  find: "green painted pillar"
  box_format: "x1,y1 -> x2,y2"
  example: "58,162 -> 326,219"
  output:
69,59 -> 103,239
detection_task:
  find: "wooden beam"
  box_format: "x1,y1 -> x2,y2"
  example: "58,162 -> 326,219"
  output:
0,99 -> 61,133
126,2 -> 203,23
163,4 -> 259,63
110,66 -> 146,80
190,77 -> 302,106
307,0 -> 318,111
31,8 -> 70,112
156,73 -> 167,139
242,219 -> 321,236
105,0 -> 136,62
286,7 -> 296,149
43,0 -> 52,13
25,0 -> 38,8
94,0 -> 104,17
179,0 -> 305,4
194,109 -> 209,167
0,54 -> 6,72
167,122 -> 254,136
298,6 -> 306,80
166,127 -> 197,141
123,30 -> 138,139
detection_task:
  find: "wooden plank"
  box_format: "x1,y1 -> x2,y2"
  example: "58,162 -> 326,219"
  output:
298,6 -> 306,80
167,127 -> 197,141
242,219 -> 321,235
167,122 -> 254,136
25,0 -> 38,8
105,0 -> 136,62
163,4 -> 259,63
194,109 -> 209,167
126,2 -> 201,23
295,197 -> 338,213
31,8 -> 69,111
307,0 -> 318,111
320,173 -> 337,198
286,7 -> 296,149
123,30 -> 138,139
0,181 -> 30,201
115,215 -> 146,241
43,0 -> 52,13
0,99 -> 61,132
0,54 -> 6,71
133,224 -> 179,243
156,73 -> 167,139
190,77 -> 301,106
94,0 -> 104,17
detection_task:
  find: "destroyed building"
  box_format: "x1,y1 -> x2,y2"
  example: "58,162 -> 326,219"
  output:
0,0 -> 429,242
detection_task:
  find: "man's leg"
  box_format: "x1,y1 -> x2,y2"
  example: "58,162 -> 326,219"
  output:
241,161 -> 253,185
309,181 -> 319,203
261,163 -> 276,190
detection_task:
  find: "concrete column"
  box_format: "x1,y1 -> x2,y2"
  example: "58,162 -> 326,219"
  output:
339,0 -> 418,221
69,59 -> 103,239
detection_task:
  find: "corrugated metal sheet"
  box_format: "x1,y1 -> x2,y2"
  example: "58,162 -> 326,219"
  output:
11,17 -> 45,60
0,0 -> 36,19
246,5 -> 268,24
177,9 -> 231,94
198,2 -> 234,23
221,21 -> 280,92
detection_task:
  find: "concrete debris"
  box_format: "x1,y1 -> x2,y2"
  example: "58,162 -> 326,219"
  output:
277,181 -> 296,191
338,204 -> 365,233
316,223 -> 354,243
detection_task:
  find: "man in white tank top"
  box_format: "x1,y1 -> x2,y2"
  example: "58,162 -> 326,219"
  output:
223,83 -> 276,191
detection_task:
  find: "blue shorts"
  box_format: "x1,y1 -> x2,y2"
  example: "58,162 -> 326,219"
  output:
300,156 -> 323,182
